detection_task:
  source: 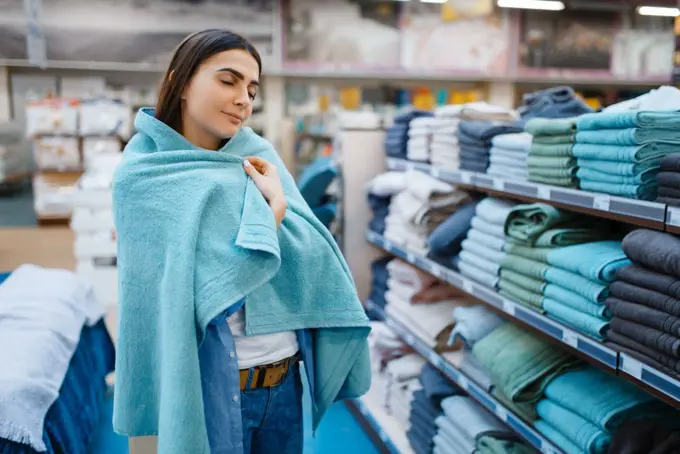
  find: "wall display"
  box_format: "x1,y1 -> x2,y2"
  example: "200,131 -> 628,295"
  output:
282,0 -> 402,69
400,4 -> 510,74
0,0 -> 278,68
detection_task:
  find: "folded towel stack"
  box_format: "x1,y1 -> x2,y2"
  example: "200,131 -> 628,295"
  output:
408,117 -> 436,163
457,120 -> 523,173
383,353 -> 426,428
430,105 -> 463,170
524,117 -> 579,187
367,171 -> 407,235
367,257 -> 391,318
433,395 -> 532,454
656,153 -> 680,207
458,197 -> 518,289
425,200 -> 478,270
500,203 -> 610,326
516,86 -> 593,127
385,109 -> 434,160
385,171 -> 474,254
487,132 -> 533,181
573,110 -> 680,200
535,366 -> 675,454
604,229 -> 680,380
472,322 -> 581,424
408,364 -> 459,454
385,259 -> 472,349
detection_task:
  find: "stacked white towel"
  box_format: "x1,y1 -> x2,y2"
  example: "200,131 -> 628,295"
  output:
384,353 -> 425,425
458,197 -> 517,289
430,105 -> 464,170
487,132 -> 532,181
407,117 -> 435,162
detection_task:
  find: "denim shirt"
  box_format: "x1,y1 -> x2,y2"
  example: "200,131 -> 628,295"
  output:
198,298 -> 315,454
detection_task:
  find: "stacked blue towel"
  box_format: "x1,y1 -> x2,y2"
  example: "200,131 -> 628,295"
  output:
426,201 -> 478,270
543,241 -> 630,340
368,257 -> 391,319
487,132 -> 532,182
574,110 -> 680,200
535,366 -> 675,454
385,109 -> 434,159
457,121 -> 523,173
516,86 -> 593,127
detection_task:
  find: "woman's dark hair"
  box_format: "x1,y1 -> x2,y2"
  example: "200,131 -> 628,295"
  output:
155,29 -> 262,132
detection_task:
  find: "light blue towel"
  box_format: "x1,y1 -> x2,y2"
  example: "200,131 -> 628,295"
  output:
572,143 -> 671,163
448,305 -> 504,348
536,399 -> 611,454
543,284 -> 610,318
0,265 -> 103,452
547,241 -> 630,283
544,267 -> 608,303
542,299 -> 609,340
112,109 -> 371,453
491,132 -> 533,151
576,158 -> 660,176
579,180 -> 657,200
536,420 -> 582,454
544,367 -> 671,431
576,167 -> 659,185
575,128 -> 680,146
576,110 -> 680,131
461,238 -> 506,263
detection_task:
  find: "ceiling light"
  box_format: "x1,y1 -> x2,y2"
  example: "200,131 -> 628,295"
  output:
497,0 -> 565,11
637,6 -> 680,17
419,0 -> 447,3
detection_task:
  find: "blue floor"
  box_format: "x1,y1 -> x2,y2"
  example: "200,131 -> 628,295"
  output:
90,382 -> 379,454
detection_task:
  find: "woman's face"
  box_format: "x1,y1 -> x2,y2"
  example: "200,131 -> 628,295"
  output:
181,49 -> 259,140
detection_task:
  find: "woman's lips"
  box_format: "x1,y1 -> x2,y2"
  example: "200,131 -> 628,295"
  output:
224,112 -> 242,125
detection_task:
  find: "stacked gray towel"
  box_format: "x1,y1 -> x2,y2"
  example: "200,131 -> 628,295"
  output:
487,132 -> 532,181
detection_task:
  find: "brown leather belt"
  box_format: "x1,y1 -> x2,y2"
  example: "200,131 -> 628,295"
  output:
239,354 -> 298,391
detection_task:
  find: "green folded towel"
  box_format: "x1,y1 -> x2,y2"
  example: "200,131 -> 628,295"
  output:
500,269 -> 547,295
528,174 -> 578,187
474,434 -> 535,454
499,278 -> 545,312
504,203 -> 574,245
503,243 -> 552,262
534,228 -> 605,247
472,323 -> 582,404
493,389 -> 538,424
501,254 -> 550,281
527,155 -> 576,169
525,117 -> 578,136
529,142 -> 574,157
531,134 -> 574,145
528,166 -> 577,178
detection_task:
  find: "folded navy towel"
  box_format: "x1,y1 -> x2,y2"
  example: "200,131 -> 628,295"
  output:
622,230 -> 680,279
459,121 -> 523,142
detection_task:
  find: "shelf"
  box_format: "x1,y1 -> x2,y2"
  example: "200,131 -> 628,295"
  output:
618,353 -> 680,407
365,299 -> 564,454
366,230 -> 619,370
665,207 -> 680,235
386,158 -> 667,231
345,384 -> 412,454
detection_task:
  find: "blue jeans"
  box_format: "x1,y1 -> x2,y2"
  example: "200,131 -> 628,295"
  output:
240,361 -> 304,454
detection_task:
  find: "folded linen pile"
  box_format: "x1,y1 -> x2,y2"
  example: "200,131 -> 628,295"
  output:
535,366 -> 675,454
366,171 -> 408,235
573,110 -> 680,200
407,364 -> 459,454
385,109 -> 433,160
472,322 -> 581,424
408,116 -> 437,163
430,105 -> 463,170
524,117 -> 578,187
458,197 -> 518,289
385,171 -> 474,254
656,153 -> 680,207
604,229 -> 680,380
487,132 -> 533,181
457,120 -> 523,173
434,395 -> 533,454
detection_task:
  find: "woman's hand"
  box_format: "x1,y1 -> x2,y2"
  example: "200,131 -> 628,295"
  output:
243,156 -> 287,228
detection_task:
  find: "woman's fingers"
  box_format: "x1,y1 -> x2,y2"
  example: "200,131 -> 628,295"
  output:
243,156 -> 269,174
243,159 -> 264,181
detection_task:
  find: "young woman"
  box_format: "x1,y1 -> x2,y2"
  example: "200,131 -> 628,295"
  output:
114,30 -> 338,454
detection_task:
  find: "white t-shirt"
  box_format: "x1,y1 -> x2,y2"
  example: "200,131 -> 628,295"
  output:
227,308 -> 299,369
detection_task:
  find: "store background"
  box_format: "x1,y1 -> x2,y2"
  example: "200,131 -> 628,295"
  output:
1,0 -> 680,453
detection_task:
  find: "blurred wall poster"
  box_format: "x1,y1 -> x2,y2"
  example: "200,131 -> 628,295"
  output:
0,0 -> 278,68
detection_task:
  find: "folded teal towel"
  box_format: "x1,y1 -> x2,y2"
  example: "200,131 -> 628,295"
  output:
503,244 -> 551,263
542,299 -> 610,340
504,203 -> 574,245
577,158 -> 660,176
535,420 -> 582,454
576,167 -> 659,185
572,143 -> 672,163
576,110 -> 680,131
112,109 -> 371,452
579,180 -> 657,201
544,367 -> 672,431
544,284 -> 610,318
525,117 -> 578,136
575,128 -> 680,146
536,399 -> 611,454
547,241 -> 630,283
544,267 -> 608,303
